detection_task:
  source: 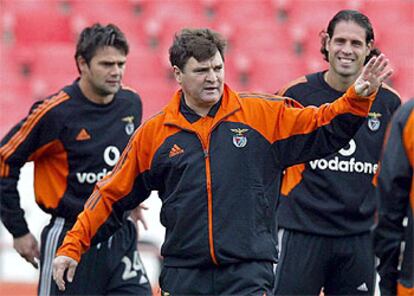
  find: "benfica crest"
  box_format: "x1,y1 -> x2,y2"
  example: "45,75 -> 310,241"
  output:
230,128 -> 249,148
122,116 -> 135,135
367,112 -> 382,131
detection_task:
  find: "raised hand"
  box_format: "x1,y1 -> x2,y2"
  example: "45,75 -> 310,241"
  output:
13,233 -> 40,269
354,53 -> 393,96
52,255 -> 78,291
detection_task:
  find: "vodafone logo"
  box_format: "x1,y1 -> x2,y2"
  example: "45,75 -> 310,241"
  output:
76,146 -> 121,184
104,146 -> 120,166
309,139 -> 378,175
338,139 -> 356,157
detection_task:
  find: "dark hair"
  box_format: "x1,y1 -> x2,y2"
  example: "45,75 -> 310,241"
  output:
169,28 -> 227,70
75,23 -> 129,73
320,10 -> 380,64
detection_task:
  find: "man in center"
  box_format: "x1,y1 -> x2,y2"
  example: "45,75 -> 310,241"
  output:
53,28 -> 392,294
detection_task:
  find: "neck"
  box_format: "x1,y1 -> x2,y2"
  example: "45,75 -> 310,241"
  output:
324,70 -> 359,92
184,97 -> 213,118
78,78 -> 114,105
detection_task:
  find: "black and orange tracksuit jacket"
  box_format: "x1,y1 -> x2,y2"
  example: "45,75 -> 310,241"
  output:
57,83 -> 376,267
0,81 -> 142,238
276,72 -> 401,236
374,100 -> 414,296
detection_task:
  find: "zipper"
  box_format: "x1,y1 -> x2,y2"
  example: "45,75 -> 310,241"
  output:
164,108 -> 239,266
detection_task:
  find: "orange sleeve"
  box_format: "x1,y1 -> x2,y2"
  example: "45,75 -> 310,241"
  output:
267,85 -> 376,167
276,85 -> 375,141
56,123 -> 152,262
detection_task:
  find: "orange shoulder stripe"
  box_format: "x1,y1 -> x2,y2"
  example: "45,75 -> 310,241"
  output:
85,113 -> 179,210
0,92 -> 70,177
238,92 -> 285,101
402,108 -> 414,167
277,76 -> 307,96
403,109 -> 414,211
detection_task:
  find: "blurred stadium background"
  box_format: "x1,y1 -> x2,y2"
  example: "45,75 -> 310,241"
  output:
0,0 -> 413,295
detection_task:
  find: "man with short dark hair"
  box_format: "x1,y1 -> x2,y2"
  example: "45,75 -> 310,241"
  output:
274,10 -> 401,295
0,23 -> 151,295
53,28 -> 392,295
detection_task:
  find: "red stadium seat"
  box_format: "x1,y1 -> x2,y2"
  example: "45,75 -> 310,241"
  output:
285,0 -> 347,30
211,0 -> 275,24
1,0 -> 71,14
68,0 -> 145,43
28,44 -> 78,99
10,8 -> 75,46
392,64 -> 414,101
236,51 -> 304,93
230,20 -> 294,57
0,87 -> 34,138
363,0 -> 413,31
123,49 -> 176,119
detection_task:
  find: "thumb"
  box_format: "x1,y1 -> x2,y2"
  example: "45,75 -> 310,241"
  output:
66,262 -> 77,283
355,81 -> 370,96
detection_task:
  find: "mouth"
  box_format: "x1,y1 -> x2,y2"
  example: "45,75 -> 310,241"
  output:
203,86 -> 219,92
338,57 -> 355,65
107,80 -> 120,87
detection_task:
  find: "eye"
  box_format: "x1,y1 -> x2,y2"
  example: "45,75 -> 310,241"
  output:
352,41 -> 363,47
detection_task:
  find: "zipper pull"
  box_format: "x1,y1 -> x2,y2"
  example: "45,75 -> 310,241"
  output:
204,149 -> 209,158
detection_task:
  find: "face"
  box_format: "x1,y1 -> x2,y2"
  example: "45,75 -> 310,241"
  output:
174,51 -> 224,109
325,21 -> 372,78
78,46 -> 126,96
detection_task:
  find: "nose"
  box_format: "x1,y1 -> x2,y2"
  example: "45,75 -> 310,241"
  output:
206,69 -> 218,82
341,42 -> 352,55
110,64 -> 123,76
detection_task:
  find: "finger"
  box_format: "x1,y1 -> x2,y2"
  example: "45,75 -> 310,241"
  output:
30,244 -> 41,269
23,251 -> 38,269
378,68 -> 393,83
375,59 -> 389,77
361,55 -> 376,76
32,242 -> 41,257
371,53 -> 385,71
371,55 -> 387,75
53,264 -> 66,291
355,81 -> 370,96
67,263 -> 77,283
28,257 -> 39,269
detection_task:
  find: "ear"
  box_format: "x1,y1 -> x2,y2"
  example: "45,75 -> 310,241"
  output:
173,66 -> 183,84
366,40 -> 374,57
324,34 -> 330,52
77,56 -> 88,74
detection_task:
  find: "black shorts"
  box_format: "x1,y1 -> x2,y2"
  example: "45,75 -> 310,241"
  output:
38,217 -> 151,295
160,260 -> 274,295
274,229 -> 375,295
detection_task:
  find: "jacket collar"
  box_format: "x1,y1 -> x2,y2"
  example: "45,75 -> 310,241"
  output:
163,84 -> 241,130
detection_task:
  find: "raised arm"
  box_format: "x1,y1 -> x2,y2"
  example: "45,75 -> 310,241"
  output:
273,54 -> 393,167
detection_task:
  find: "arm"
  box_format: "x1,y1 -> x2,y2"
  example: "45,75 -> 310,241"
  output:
374,102 -> 414,295
0,96 -> 64,268
273,54 -> 393,167
53,125 -> 153,290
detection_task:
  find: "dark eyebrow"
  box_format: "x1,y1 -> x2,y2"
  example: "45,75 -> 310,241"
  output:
193,66 -> 210,71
